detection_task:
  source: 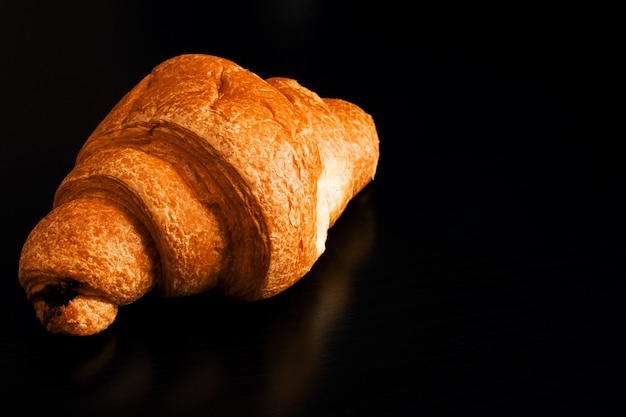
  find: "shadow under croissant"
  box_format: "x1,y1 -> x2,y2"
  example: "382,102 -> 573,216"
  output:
24,187 -> 377,417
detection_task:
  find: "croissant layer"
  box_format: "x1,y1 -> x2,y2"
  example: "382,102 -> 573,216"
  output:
18,54 -> 379,335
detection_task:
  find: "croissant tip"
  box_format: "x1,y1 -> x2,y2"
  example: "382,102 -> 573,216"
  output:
34,296 -> 118,336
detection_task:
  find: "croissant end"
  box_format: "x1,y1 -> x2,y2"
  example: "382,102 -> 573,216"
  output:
19,197 -> 160,335
33,296 -> 118,336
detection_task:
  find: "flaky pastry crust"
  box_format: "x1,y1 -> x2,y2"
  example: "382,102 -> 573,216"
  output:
18,54 -> 379,335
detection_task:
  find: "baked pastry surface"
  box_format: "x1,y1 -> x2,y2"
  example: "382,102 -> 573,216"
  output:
18,54 -> 379,335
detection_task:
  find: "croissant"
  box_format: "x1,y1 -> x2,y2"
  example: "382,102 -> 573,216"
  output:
18,54 -> 379,336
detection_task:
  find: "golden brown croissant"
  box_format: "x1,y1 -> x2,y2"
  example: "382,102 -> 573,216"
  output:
18,54 -> 379,336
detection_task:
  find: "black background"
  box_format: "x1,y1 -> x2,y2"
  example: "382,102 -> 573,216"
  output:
1,2 -> 624,416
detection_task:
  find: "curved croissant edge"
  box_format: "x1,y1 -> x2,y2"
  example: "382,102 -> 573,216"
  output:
17,54 -> 380,336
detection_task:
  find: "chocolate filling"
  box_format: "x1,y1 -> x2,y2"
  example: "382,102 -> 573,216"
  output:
35,280 -> 82,307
